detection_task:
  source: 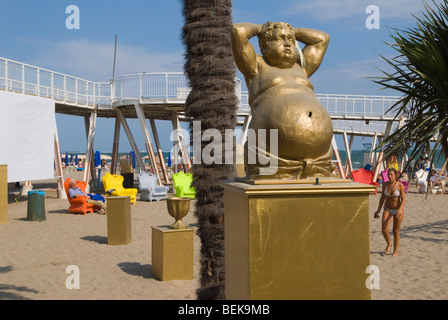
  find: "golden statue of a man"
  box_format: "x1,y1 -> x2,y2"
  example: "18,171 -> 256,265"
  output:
232,22 -> 334,180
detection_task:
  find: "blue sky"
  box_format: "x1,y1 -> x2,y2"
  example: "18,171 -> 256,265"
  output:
0,0 -> 441,153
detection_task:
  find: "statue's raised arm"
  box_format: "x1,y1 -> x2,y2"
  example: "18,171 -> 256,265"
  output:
292,27 -> 329,78
231,23 -> 262,81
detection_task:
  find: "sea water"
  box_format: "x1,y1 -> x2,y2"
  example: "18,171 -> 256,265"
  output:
66,150 -> 446,171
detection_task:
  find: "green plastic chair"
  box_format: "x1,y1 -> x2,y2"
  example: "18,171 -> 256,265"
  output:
172,171 -> 196,198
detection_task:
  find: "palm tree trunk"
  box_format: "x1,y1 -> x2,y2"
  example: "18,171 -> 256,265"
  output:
182,0 -> 237,300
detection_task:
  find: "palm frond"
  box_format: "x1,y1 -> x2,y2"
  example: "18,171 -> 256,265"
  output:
372,0 -> 448,166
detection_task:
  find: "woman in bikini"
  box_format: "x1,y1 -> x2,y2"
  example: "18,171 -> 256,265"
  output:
374,168 -> 406,256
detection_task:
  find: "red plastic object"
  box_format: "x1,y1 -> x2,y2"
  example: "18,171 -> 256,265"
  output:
351,168 -> 380,194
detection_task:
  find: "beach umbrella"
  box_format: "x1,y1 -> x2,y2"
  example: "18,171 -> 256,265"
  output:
65,152 -> 69,167
70,154 -> 73,165
94,151 -> 101,167
168,151 -> 171,167
75,154 -> 78,165
130,151 -> 136,169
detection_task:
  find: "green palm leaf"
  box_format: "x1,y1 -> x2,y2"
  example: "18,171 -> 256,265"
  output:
372,0 -> 448,169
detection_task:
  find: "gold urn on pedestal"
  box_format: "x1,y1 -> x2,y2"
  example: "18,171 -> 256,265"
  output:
166,197 -> 191,230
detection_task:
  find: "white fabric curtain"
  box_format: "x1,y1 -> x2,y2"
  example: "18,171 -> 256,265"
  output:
0,91 -> 55,182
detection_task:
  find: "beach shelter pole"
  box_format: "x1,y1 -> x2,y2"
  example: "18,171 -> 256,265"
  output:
238,114 -> 252,146
373,148 -> 384,183
343,131 -> 354,176
53,122 -> 66,199
111,116 -> 121,175
397,117 -> 406,172
175,115 -> 191,171
400,153 -> 408,173
349,133 -> 355,166
332,135 -> 346,179
369,132 -> 378,165
84,114 -> 98,184
90,150 -> 97,183
150,118 -> 170,184
373,121 -> 393,183
82,111 -> 97,187
435,157 -> 448,184
133,103 -> 162,184
173,146 -> 179,173
171,113 -> 181,173
115,108 -> 147,172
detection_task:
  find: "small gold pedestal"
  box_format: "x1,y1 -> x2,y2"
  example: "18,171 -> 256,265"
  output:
0,165 -> 7,224
222,180 -> 375,300
151,226 -> 194,281
106,196 -> 132,245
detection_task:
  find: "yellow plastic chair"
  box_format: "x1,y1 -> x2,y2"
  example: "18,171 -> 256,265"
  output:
172,171 -> 196,198
102,172 -> 138,205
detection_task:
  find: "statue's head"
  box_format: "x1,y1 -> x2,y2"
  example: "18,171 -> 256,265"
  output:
258,21 -> 298,68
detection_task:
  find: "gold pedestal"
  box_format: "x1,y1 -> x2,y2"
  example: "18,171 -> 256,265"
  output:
0,165 -> 7,224
106,196 -> 132,245
222,180 -> 374,300
151,226 -> 194,281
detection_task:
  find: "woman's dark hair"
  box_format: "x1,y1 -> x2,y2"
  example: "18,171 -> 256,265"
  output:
387,168 -> 399,181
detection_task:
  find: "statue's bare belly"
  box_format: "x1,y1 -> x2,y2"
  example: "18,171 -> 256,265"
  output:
249,84 -> 333,161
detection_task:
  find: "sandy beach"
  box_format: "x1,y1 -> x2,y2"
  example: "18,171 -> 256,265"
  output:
1,170 -> 447,300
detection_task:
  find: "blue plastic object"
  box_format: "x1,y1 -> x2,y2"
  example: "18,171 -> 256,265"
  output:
28,190 -> 46,196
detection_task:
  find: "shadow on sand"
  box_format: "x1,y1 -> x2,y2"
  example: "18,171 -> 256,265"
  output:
0,266 -> 39,300
117,262 -> 153,279
81,235 -> 108,245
